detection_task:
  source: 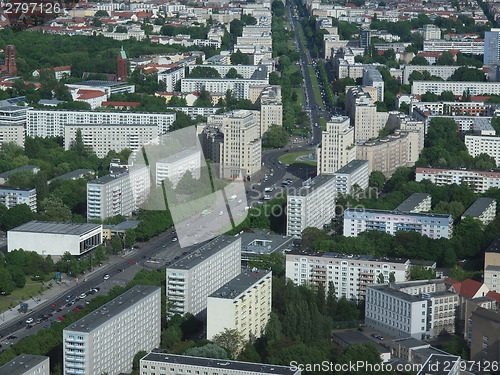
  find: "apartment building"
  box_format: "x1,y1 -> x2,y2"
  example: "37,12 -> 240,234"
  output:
0,186 -> 37,211
139,353 -> 300,375
207,269 -> 272,342
259,86 -> 282,134
286,250 -> 410,302
410,100 -> 493,119
412,81 -> 500,96
155,149 -> 201,188
362,65 -> 384,102
415,166 -> 500,194
461,197 -> 497,226
217,110 -> 262,179
395,193 -> 432,213
365,280 -> 458,339
0,105 -> 28,148
181,74 -> 268,100
386,112 -> 425,164
87,165 -> 150,221
469,308 -> 500,365
188,64 -> 268,80
317,116 -> 356,175
157,66 -> 185,93
465,133 -> 500,167
421,24 -> 441,41
485,28 -> 500,65
402,65 -> 460,85
423,39 -> 484,55
343,208 -> 453,239
26,109 -> 176,138
0,165 -> 39,185
166,236 -> 241,316
0,355 -> 49,375
356,131 -> 411,178
332,159 -> 369,196
249,84 -> 281,104
64,124 -> 158,158
63,285 -> 161,375
286,175 -> 337,237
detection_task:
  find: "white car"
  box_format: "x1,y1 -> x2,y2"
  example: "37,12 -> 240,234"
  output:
26,318 -> 33,324
79,293 -> 86,299
219,211 -> 224,216
172,237 -> 178,242
103,274 -> 110,280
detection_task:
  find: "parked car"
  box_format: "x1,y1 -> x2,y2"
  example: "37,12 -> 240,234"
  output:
25,318 -> 33,324
103,274 -> 110,280
79,293 -> 86,299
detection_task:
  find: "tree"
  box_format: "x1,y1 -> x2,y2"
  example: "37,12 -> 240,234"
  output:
111,235 -> 123,254
92,18 -> 102,27
421,91 -> 439,102
369,171 -> 386,191
94,10 -> 109,17
0,269 -> 15,295
301,227 -> 323,250
440,91 -> 455,101
377,273 -> 385,284
409,266 -> 437,280
263,125 -> 288,148
124,229 -> 137,248
193,88 -> 212,107
389,271 -> 395,283
184,344 -> 229,359
225,68 -> 243,79
212,328 -> 245,359
188,67 -> 221,79
40,196 -> 72,222
8,265 -> 26,288
168,96 -> 187,107
410,56 -> 429,65
449,67 -> 485,82
229,19 -> 244,37
437,51 -> 455,65
230,50 -> 250,65
73,129 -> 89,157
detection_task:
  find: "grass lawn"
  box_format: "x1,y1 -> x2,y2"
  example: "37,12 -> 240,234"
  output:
0,283 -> 46,313
320,118 -> 326,130
292,87 -> 304,107
307,66 -> 324,110
297,23 -> 307,50
279,151 -> 317,167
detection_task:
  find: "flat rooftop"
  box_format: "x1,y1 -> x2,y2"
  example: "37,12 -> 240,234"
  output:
0,186 -> 34,192
395,193 -> 431,212
48,169 -> 93,183
209,269 -> 271,299
286,249 -> 409,264
462,197 -> 496,218
393,337 -> 428,349
0,354 -> 48,375
288,175 -> 335,197
418,354 -> 461,375
141,352 -> 298,375
0,165 -> 39,178
65,285 -> 160,333
345,207 -> 451,220
240,230 -> 294,255
71,80 -> 131,88
168,236 -> 240,270
368,285 -> 424,302
158,148 -> 200,165
334,159 -> 368,175
9,220 -> 101,236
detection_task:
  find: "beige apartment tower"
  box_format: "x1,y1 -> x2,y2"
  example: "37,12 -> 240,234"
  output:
317,116 -> 356,175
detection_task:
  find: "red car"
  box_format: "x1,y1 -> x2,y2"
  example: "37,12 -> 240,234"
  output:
57,316 -> 64,320
51,303 -> 57,308
128,260 -> 134,264
72,308 -> 80,312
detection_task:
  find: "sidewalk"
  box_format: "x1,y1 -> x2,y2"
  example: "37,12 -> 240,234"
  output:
0,251 -> 130,330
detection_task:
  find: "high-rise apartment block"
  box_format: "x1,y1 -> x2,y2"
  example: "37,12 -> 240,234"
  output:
155,149 -> 201,187
415,166 -> 500,193
362,65 -> 384,102
359,27 -> 371,48
485,29 -> 500,65
166,236 -> 241,316
465,133 -> 500,167
139,353 -> 301,375
158,66 -> 185,93
0,355 -> 49,375
386,112 -> 425,164
366,280 -> 458,339
286,250 -> 410,302
317,116 -> 356,175
207,269 -> 272,342
0,105 -> 28,148
286,175 -> 336,237
64,124 -> 158,158
87,164 -> 150,221
332,159 -> 369,196
421,24 -> 441,41
259,86 -> 283,134
63,285 -> 161,375
0,186 -> 37,211
343,208 -> 453,239
26,109 -> 175,138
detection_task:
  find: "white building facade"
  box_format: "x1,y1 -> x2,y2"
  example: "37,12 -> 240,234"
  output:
0,186 -> 37,211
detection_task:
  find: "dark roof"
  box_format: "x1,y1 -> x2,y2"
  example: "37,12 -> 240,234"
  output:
9,220 -> 101,236
485,235 -> 500,254
140,352 -> 299,375
0,354 -> 48,375
334,159 -> 369,175
64,285 -> 160,333
393,337 -> 428,349
332,330 -> 389,353
368,284 -> 424,302
48,169 -> 93,183
288,175 -> 335,197
0,186 -> 35,192
472,307 -> 500,323
209,269 -> 271,299
286,249 -> 410,264
240,230 -> 294,255
418,354 -> 461,375
0,165 -> 39,179
168,236 -> 240,270
395,193 -> 431,212
462,197 -> 496,218
345,207 -> 452,220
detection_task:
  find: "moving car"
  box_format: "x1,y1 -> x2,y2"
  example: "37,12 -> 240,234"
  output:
25,318 -> 33,324
103,274 -> 110,280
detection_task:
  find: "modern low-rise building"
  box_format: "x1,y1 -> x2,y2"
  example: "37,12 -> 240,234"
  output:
0,186 -> 37,211
343,208 -> 453,239
317,116 -> 356,175
395,193 -> 432,213
63,285 -> 161,375
461,197 -> 497,226
332,159 -> 369,196
416,166 -> 500,193
0,355 -> 49,375
207,269 -> 272,342
7,221 -> 102,256
286,250 -> 410,302
87,164 -> 150,221
139,353 -> 301,375
155,149 -> 201,188
166,236 -> 241,316
423,39 -> 484,55
286,175 -> 337,237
